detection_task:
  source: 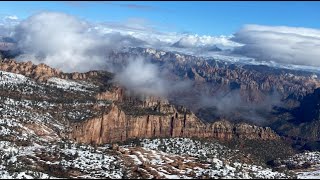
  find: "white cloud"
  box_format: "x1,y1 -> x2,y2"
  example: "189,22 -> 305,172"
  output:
5,12 -> 320,72
172,34 -> 242,50
115,57 -> 167,96
4,15 -> 18,20
12,12 -> 146,72
2,12 -> 243,63
94,22 -> 180,48
114,57 -> 192,97
232,24 -> 320,67
5,12 -> 191,97
0,15 -> 19,36
94,20 -> 243,53
13,12 -> 106,72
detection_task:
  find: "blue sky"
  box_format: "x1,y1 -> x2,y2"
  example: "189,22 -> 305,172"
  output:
0,1 -> 320,36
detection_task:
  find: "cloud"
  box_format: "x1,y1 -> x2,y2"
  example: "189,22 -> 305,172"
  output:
0,12 -> 288,124
13,12 -> 105,72
114,57 -> 192,97
189,89 -> 283,124
4,15 -> 18,20
12,12 -> 146,72
232,24 -> 320,67
115,57 -> 167,97
168,34 -> 243,57
0,15 -> 20,36
95,21 -> 243,53
172,34 -> 242,50
95,19 -> 178,48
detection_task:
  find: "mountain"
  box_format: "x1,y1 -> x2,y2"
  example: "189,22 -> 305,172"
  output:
0,36 -> 18,59
104,47 -> 320,146
172,41 -> 222,52
0,58 -> 305,178
269,87 -> 320,147
107,47 -> 320,122
0,59 -> 279,143
1,48 -> 320,178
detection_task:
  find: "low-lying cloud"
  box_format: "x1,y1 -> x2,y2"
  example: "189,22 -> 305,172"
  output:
1,11 -> 192,98
232,24 -> 320,67
114,57 -> 192,97
191,89 -> 283,124
12,12 -> 146,72
172,34 -> 242,50
115,57 -> 167,97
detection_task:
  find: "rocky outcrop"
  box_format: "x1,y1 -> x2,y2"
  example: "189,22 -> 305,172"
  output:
271,88 -> 320,141
0,59 -> 61,82
70,81 -> 280,144
70,102 -> 280,145
0,59 -> 107,83
95,87 -> 124,102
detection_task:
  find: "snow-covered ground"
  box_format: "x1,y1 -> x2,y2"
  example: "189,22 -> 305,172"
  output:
297,167 -> 320,179
46,77 -> 97,93
0,141 -> 124,179
0,135 -> 298,179
0,70 -> 28,85
273,151 -> 320,179
134,138 -> 293,179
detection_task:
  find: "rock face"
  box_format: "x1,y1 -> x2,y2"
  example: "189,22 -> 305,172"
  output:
70,98 -> 280,145
0,59 -> 108,83
95,87 -> 124,102
271,88 -> 320,141
0,59 -> 61,82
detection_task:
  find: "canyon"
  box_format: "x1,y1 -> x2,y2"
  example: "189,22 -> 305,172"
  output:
0,58 -> 280,145
0,49 -> 319,179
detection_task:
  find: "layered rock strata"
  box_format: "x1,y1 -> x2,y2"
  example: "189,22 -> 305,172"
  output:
70,100 -> 279,145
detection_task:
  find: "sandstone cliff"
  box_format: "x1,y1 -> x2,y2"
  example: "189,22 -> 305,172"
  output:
0,59 -> 109,83
70,98 -> 280,145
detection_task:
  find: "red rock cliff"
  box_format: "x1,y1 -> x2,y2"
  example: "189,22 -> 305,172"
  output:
70,99 -> 279,145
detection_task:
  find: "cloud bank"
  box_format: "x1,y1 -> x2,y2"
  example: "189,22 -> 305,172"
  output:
12,12 -> 146,72
2,11 -> 192,98
94,21 -> 241,52
2,13 -> 320,69
232,24 -> 320,67
172,34 -> 241,50
206,90 -> 281,122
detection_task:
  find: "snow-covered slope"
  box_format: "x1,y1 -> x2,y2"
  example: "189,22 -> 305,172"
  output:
46,77 -> 97,92
273,151 -> 320,179
0,137 -> 296,179
0,70 -> 28,85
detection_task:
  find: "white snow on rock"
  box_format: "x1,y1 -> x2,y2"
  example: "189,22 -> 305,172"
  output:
46,77 -> 97,92
0,70 -> 28,85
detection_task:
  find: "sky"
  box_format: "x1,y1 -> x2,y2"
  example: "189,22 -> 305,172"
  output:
0,1 -> 320,36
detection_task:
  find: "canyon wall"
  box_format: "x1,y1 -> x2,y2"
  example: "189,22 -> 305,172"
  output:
70,101 -> 279,145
